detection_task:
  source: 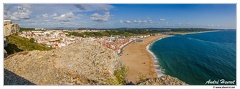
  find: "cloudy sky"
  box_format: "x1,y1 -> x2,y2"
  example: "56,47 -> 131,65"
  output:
4,4 -> 236,29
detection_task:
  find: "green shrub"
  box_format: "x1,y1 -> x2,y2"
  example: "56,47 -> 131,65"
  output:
111,65 -> 128,85
29,38 -> 35,43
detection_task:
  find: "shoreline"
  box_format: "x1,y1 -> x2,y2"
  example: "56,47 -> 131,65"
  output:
146,35 -> 173,77
173,30 -> 220,35
142,31 -> 216,78
120,31 -> 215,83
120,35 -> 169,83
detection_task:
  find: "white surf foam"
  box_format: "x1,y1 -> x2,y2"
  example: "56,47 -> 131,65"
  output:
146,35 -> 173,77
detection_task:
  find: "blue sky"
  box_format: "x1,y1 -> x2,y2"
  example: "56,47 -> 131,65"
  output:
4,4 -> 236,29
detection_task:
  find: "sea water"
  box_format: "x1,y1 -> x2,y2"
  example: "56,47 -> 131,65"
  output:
149,30 -> 236,85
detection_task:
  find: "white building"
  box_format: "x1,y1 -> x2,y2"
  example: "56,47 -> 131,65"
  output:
35,28 -> 46,30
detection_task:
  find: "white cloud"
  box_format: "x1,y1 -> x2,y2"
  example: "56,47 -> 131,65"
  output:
135,19 -> 153,23
13,6 -> 31,19
90,12 -> 111,22
178,23 -> 181,26
125,20 -> 131,23
50,13 -> 57,17
31,22 -> 37,25
53,12 -> 75,22
20,4 -> 32,9
4,5 -> 12,19
207,24 -> 221,27
75,4 -> 114,12
119,20 -> 123,23
119,20 -> 131,23
147,20 -> 153,23
160,18 -> 165,21
42,13 -> 48,18
44,20 -> 49,22
76,4 -> 113,22
133,20 -> 142,23
4,5 -> 32,20
120,19 -> 153,24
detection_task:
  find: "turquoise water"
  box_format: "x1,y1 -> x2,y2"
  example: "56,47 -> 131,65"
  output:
150,30 -> 236,85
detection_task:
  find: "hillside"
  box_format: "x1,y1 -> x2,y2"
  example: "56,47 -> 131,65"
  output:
4,34 -> 53,55
4,41 -> 125,85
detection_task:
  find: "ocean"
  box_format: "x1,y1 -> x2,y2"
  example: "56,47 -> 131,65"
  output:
149,30 -> 236,85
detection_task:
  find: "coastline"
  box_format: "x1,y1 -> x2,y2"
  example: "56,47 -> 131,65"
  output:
120,35 -> 169,83
173,30 -> 220,35
146,35 -> 173,77
120,31 -> 216,83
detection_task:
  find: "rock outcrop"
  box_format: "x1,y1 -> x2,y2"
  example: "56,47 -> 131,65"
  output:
4,41 -> 124,85
137,75 -> 187,85
4,20 -> 20,37
4,20 -> 20,58
4,37 -> 8,58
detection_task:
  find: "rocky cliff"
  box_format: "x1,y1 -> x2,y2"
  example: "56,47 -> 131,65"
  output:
4,41 -> 124,85
4,37 -> 8,58
4,20 -> 20,58
4,20 -> 20,37
4,40 -> 187,85
136,75 -> 187,85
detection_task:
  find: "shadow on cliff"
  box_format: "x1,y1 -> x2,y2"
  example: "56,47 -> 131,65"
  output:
4,43 -> 23,55
4,69 -> 35,85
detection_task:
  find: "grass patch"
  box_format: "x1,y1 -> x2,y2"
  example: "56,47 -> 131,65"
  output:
5,34 -> 53,55
108,65 -> 128,85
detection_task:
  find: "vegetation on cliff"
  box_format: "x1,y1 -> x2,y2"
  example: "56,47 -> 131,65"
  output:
4,34 -> 53,55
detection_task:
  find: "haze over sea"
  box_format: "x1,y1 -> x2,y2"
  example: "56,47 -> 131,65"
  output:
150,30 -> 236,85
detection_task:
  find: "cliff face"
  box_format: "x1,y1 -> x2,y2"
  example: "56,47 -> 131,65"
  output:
4,20 -> 20,57
4,41 -> 124,85
4,37 -> 8,58
4,20 -> 20,37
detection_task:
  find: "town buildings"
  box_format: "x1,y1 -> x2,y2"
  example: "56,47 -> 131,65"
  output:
18,30 -> 152,54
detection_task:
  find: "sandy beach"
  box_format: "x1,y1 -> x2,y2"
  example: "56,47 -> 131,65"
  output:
120,35 -> 169,83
